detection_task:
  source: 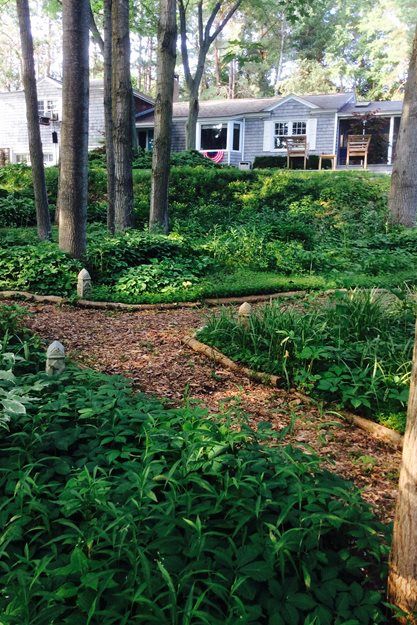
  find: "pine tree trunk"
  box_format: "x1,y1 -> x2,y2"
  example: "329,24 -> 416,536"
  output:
389,25 -> 417,227
149,0 -> 177,233
103,0 -> 115,234
58,0 -> 89,258
388,315 -> 417,621
16,0 -> 51,241
112,0 -> 134,232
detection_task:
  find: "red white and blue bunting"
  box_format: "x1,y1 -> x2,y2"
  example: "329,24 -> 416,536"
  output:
201,150 -> 224,163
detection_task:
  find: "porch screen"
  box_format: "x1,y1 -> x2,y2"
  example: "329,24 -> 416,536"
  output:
200,124 -> 227,150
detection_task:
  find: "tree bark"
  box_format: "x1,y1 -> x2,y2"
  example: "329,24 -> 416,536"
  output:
16,0 -> 51,241
388,314 -> 417,621
103,0 -> 116,234
149,0 -> 177,233
178,0 -> 242,150
112,0 -> 134,232
389,25 -> 417,227
58,0 -> 90,258
186,88 -> 199,150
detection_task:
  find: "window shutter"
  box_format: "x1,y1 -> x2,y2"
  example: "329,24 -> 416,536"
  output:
263,120 -> 273,152
306,118 -> 317,150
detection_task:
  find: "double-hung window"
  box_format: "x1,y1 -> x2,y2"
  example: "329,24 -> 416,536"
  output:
274,120 -> 306,149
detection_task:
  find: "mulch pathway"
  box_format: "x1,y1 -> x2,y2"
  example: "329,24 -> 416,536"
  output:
12,300 -> 401,521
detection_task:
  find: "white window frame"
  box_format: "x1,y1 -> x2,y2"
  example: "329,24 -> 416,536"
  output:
38,99 -> 60,118
273,119 -> 307,151
196,120 -> 243,153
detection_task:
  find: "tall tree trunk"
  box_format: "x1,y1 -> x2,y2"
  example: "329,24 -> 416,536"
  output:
389,25 -> 417,227
16,0 -> 51,241
388,314 -> 417,621
112,0 -> 134,232
149,0 -> 177,233
58,0 -> 89,258
214,39 -> 222,94
186,87 -> 199,150
103,0 -> 115,234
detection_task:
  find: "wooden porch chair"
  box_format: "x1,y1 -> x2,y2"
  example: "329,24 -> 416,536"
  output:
283,136 -> 308,170
346,134 -> 371,169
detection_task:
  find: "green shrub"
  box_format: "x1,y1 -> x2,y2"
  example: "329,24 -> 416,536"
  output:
199,289 -> 414,426
0,244 -> 82,295
204,226 -> 307,273
253,155 -> 332,170
0,308 -> 390,624
85,228 -> 194,281
114,258 -> 201,295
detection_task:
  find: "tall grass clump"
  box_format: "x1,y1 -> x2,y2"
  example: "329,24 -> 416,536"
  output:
199,289 -> 415,431
0,305 -> 391,624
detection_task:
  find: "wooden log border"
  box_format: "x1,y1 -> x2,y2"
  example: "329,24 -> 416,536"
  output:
0,289 -> 310,311
183,333 -> 404,449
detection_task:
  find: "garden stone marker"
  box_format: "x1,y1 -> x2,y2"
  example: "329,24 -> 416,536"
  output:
46,341 -> 65,375
238,302 -> 252,327
77,268 -> 92,298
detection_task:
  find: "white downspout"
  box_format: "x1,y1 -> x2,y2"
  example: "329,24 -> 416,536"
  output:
387,116 -> 395,165
241,118 -> 245,162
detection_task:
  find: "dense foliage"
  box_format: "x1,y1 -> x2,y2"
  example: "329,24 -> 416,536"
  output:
0,306 -> 391,624
2,166 -> 417,302
199,290 -> 415,432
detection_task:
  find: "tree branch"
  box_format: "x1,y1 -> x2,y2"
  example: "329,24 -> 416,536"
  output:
208,0 -> 243,45
178,0 -> 193,88
204,2 -> 221,44
89,2 -> 104,55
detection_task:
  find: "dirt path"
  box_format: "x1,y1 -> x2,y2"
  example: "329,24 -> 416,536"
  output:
18,301 -> 400,521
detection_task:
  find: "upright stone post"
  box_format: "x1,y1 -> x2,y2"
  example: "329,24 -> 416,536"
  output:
238,302 -> 252,328
46,340 -> 65,375
77,268 -> 92,298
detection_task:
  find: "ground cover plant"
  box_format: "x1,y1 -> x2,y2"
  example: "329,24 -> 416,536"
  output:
2,166 -> 417,302
0,305 -> 392,624
199,290 -> 415,433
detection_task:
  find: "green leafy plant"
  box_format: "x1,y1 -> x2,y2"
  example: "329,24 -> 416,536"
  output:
199,290 -> 414,429
0,305 -> 391,625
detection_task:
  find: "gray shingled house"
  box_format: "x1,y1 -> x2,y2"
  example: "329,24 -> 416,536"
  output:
0,76 -> 154,166
136,92 -> 403,169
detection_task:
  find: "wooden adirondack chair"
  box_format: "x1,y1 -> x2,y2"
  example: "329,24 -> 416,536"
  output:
346,134 -> 371,169
283,136 -> 308,170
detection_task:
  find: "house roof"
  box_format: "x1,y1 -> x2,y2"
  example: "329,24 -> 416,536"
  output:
136,92 -> 403,126
170,92 -> 355,119
339,100 -> 403,116
136,92 -> 358,125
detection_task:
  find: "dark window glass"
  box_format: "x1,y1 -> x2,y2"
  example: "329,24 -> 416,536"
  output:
201,124 -> 227,150
147,129 -> 154,150
137,130 -> 147,149
233,123 -> 241,151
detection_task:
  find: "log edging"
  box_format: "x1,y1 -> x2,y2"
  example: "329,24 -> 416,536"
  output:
183,332 -> 404,449
0,288 -> 310,311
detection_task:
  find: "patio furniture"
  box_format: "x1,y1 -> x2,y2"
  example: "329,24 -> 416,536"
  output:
346,134 -> 371,169
283,136 -> 308,170
318,153 -> 336,170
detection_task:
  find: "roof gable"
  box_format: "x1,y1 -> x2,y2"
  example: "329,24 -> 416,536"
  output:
264,94 -> 319,112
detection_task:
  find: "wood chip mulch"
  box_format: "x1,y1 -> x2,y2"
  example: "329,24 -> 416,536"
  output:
12,300 -> 400,522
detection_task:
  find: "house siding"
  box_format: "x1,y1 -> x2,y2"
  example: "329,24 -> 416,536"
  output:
171,120 -> 186,151
0,78 -> 150,164
243,108 -> 336,164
